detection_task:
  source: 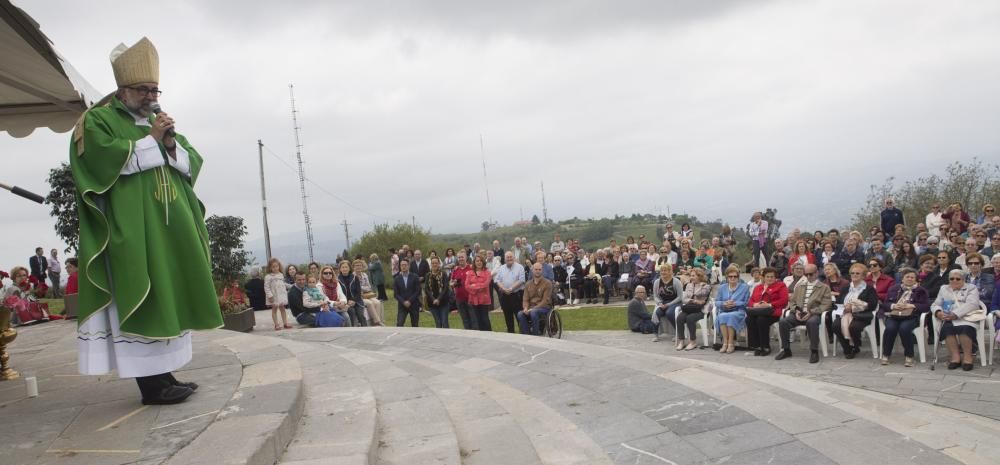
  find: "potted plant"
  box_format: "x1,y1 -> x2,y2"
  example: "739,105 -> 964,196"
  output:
219,293 -> 254,332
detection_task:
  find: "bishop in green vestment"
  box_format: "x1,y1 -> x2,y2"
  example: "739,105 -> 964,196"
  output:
72,37 -> 221,405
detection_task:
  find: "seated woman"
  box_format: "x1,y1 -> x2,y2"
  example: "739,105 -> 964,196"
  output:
629,250 -> 655,296
787,240 -> 815,272
319,266 -> 349,321
816,241 -> 838,272
881,268 -> 930,366
745,267 -> 789,356
932,269 -> 983,371
692,245 -> 714,272
715,265 -> 750,353
835,263 -> 881,358
676,268 -> 711,351
865,257 -> 895,302
651,264 -> 683,342
353,260 -> 385,326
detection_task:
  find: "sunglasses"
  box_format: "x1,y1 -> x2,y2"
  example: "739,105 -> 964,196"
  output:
727,275 -> 739,278
322,272 -> 333,275
949,277 -> 963,281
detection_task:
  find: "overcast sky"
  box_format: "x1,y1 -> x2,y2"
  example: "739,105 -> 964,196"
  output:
3,0 -> 1000,269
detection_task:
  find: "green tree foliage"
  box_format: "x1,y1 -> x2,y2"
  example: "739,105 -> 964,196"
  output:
205,215 -> 253,288
579,219 -> 615,243
531,214 -> 540,225
350,223 -> 431,261
848,158 -> 1000,234
45,162 -> 78,253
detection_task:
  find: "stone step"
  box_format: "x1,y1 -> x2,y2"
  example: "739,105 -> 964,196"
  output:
336,349 -> 462,465
276,341 -> 377,465
295,328 -> 995,465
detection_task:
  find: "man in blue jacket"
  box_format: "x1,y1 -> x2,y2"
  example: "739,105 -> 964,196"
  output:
394,259 -> 422,327
881,199 -> 905,236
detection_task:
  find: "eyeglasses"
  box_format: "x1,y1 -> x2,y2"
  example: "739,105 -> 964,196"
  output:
949,277 -> 963,281
805,272 -> 816,277
968,262 -> 982,266
125,85 -> 162,96
322,272 -> 333,275
868,264 -> 880,268
975,233 -> 986,237
849,272 -> 863,276
727,275 -> 739,279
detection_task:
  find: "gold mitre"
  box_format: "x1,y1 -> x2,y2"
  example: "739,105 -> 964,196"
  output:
110,37 -> 159,86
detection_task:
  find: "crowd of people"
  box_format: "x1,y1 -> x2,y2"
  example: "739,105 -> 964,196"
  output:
239,199 -> 999,369
0,247 -> 79,326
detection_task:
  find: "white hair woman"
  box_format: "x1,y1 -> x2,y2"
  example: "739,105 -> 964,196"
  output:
931,268 -> 983,371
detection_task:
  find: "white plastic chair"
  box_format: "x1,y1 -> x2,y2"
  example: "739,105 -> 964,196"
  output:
675,301 -> 712,348
930,302 -> 990,367
988,310 -> 998,365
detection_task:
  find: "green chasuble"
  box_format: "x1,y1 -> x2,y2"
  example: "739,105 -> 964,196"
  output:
70,97 -> 223,339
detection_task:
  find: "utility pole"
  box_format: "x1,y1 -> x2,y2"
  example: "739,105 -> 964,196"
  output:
540,180 -> 549,224
289,84 -> 315,262
520,206 -> 524,222
412,216 -> 416,228
257,139 -> 272,261
341,217 -> 351,250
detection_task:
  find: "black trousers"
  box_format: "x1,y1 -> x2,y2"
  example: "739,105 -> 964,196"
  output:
779,314 -> 822,351
376,284 -> 387,301
472,304 -> 493,331
135,373 -> 172,399
833,316 -> 871,351
396,303 -> 420,327
498,291 -> 523,333
746,313 -> 779,349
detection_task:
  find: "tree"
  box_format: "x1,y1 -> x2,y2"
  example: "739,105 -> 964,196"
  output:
481,221 -> 491,232
848,158 -> 1000,233
205,215 -> 253,288
531,214 -> 540,225
350,223 -> 431,261
45,162 -> 78,253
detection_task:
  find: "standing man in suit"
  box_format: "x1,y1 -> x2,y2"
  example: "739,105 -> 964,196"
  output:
394,259 -> 421,327
29,247 -> 48,283
411,250 -> 431,282
775,264 -> 832,364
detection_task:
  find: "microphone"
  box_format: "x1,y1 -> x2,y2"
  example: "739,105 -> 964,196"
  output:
148,102 -> 175,137
0,181 -> 45,204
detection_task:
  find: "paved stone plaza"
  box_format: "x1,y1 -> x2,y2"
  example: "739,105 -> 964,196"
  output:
1,319 -> 998,465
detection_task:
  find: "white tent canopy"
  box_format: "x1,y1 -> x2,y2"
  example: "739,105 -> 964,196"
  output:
0,0 -> 99,138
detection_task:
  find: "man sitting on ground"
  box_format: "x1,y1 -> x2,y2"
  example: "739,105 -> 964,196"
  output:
518,263 -> 553,336
628,285 -> 658,334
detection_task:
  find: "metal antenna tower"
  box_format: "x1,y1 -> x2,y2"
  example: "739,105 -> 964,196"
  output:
480,134 -> 493,227
540,180 -> 549,224
289,84 -> 315,262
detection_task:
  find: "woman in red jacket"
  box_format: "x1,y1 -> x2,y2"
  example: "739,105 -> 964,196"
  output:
787,240 -> 815,273
745,267 -> 790,356
464,256 -> 494,331
449,254 -> 474,330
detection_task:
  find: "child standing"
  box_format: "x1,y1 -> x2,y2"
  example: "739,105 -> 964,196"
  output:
264,258 -> 292,330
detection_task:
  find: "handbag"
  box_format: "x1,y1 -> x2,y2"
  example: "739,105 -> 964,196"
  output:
681,302 -> 703,314
362,291 -> 377,300
315,310 -> 345,327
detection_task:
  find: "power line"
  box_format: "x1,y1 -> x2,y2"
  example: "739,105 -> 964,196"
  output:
260,144 -> 403,223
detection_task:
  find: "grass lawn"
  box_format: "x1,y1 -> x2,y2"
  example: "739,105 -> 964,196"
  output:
379,289 -> 627,331
40,298 -> 65,315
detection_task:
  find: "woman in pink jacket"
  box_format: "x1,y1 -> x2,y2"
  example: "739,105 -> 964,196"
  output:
464,256 -> 494,331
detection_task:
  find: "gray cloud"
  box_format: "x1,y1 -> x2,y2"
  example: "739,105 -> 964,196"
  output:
2,0 -> 1000,267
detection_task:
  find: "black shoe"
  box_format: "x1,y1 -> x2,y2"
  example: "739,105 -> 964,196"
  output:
844,350 -> 856,360
142,385 -> 194,405
809,351 -> 820,364
775,349 -> 792,360
760,348 -> 771,357
962,363 -> 974,371
947,362 -> 961,370
166,373 -> 199,391
603,299 -> 609,305
753,348 -> 763,356
852,346 -> 861,355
